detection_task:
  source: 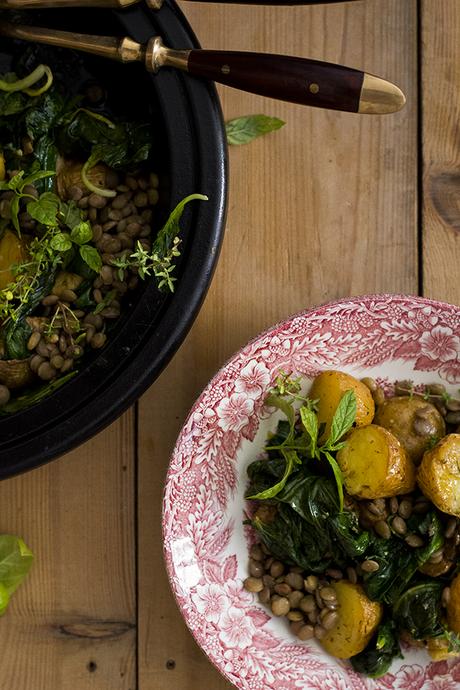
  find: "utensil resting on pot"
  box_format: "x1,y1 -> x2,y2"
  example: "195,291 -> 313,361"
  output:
0,19 -> 406,115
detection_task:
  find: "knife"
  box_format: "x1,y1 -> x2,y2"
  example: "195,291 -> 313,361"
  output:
0,22 -> 405,114
0,0 -> 360,7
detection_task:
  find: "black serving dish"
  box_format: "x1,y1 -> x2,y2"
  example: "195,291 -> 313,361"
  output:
0,2 -> 228,477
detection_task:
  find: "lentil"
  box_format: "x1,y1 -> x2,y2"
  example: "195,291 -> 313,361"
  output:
243,577 -> 264,593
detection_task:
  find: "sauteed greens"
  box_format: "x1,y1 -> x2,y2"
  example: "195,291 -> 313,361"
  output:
244,371 -> 460,677
0,61 -> 206,413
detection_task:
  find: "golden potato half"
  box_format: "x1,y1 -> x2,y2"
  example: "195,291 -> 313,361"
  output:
336,424 -> 416,499
418,434 -> 460,517
319,581 -> 383,659
309,370 -> 375,442
374,396 -> 446,465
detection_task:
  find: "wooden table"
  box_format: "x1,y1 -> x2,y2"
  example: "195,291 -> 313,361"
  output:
0,1 -> 458,688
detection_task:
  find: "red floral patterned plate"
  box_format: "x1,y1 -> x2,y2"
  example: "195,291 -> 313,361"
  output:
163,294 -> 460,690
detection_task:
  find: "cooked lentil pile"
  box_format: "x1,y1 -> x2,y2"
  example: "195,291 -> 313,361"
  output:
244,371 -> 460,677
0,61 -> 206,413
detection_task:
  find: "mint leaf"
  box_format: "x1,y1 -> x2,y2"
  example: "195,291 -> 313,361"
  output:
324,451 -> 344,512
50,232 -> 72,252
79,245 -> 102,273
328,390 -> 357,446
225,115 -> 285,146
265,392 -> 296,443
71,221 -> 92,246
0,535 -> 33,605
247,449 -> 300,500
300,405 -> 318,456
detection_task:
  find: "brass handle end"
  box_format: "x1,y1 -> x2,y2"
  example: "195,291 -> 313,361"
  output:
359,74 -> 406,114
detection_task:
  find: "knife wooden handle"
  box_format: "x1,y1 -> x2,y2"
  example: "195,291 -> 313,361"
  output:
183,0 -> 359,3
186,51 -> 405,114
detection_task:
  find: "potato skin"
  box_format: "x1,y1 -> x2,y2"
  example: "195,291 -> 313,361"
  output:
374,396 -> 445,465
447,573 -> 460,635
0,230 -> 27,290
336,424 -> 416,499
417,434 -> 460,517
309,371 -> 375,441
319,581 -> 382,659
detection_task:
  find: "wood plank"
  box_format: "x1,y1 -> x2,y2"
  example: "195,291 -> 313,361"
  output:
422,0 -> 460,302
0,412 -> 136,690
138,1 -> 418,688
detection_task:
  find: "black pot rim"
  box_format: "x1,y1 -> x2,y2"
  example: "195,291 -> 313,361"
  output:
0,2 -> 228,478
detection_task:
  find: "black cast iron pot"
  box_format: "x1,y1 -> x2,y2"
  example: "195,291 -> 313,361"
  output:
0,2 -> 228,477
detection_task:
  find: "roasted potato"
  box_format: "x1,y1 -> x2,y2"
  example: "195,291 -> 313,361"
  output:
56,159 -> 113,199
426,636 -> 459,661
447,572 -> 460,635
0,359 -> 33,390
417,434 -> 460,517
319,581 -> 383,659
309,370 -> 375,441
374,396 -> 445,465
0,230 -> 27,290
336,424 -> 416,499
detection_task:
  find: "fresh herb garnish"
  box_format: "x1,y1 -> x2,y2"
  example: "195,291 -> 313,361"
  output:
248,374 -> 356,509
111,193 -> 208,292
225,114 -> 285,146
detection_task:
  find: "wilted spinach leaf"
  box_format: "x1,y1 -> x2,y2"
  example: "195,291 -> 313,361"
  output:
351,620 -> 402,678
393,581 -> 444,640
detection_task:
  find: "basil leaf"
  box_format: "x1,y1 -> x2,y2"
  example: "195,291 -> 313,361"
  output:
79,245 -> 102,273
300,406 -> 318,456
27,192 -> 60,226
50,232 -> 72,252
70,221 -> 92,246
247,449 -> 300,500
225,115 -> 285,146
21,170 -> 55,188
323,450 -> 344,512
60,200 -> 83,230
328,390 -> 357,446
5,171 -> 24,192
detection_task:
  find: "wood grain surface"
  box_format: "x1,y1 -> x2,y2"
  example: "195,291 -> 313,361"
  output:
1,0 -> 458,688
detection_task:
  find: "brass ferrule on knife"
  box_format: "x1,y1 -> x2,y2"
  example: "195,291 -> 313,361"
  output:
145,36 -> 190,73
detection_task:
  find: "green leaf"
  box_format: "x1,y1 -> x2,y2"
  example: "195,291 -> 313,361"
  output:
79,245 -> 102,273
154,193 -> 208,257
225,114 -> 285,146
70,221 -> 92,246
300,406 -> 318,456
0,535 -> 33,599
328,390 -> 357,446
5,171 -> 24,192
10,195 -> 20,235
323,451 -> 344,512
247,449 -> 300,500
0,371 -> 77,415
265,392 -> 296,443
60,200 -> 83,230
27,192 -> 60,226
21,169 -> 55,188
50,232 -> 72,252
